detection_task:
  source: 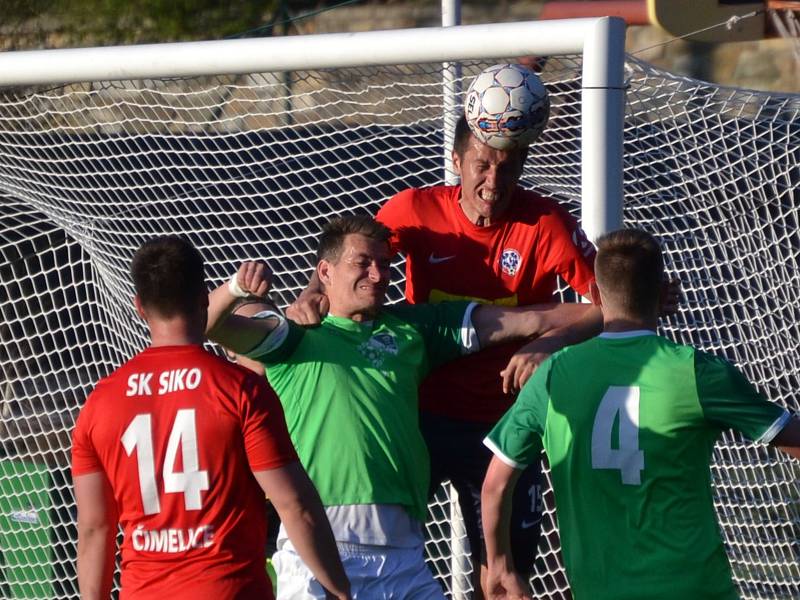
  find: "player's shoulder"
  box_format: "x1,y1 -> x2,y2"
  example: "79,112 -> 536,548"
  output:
382,300 -> 425,323
89,350 -> 147,395
383,185 -> 455,214
196,349 -> 262,387
383,301 -> 439,329
512,187 -> 574,220
384,301 -> 471,340
691,346 -> 739,376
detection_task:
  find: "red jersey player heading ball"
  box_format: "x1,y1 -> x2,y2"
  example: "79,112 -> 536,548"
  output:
71,236 -> 349,600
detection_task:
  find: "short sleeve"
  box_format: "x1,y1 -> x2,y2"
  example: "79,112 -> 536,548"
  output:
388,301 -> 473,371
71,398 -> 103,476
244,312 -> 305,365
376,189 -> 417,254
239,374 -> 298,471
538,203 -> 596,298
484,359 -> 551,468
695,351 -> 790,443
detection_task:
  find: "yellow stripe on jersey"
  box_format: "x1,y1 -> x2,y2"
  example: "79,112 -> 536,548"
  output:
428,288 -> 518,307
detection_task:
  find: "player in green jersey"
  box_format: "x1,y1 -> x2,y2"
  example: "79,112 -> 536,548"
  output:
205,215 -> 596,599
481,228 -> 800,600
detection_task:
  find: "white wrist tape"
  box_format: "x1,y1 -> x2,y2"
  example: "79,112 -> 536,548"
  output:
228,274 -> 250,298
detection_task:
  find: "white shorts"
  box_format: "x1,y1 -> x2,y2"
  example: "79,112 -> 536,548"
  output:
273,541 -> 446,600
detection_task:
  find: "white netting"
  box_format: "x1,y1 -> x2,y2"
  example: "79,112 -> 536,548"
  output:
0,54 -> 798,599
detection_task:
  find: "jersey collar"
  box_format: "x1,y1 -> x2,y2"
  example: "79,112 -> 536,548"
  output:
598,330 -> 657,339
323,313 -> 376,332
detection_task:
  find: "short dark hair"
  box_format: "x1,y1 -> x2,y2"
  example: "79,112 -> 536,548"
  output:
131,236 -> 206,317
595,229 -> 664,317
453,115 -> 474,159
316,215 -> 392,263
452,115 -> 529,166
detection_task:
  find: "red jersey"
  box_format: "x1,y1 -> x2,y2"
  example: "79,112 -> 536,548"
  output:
72,345 -> 297,600
377,184 -> 596,422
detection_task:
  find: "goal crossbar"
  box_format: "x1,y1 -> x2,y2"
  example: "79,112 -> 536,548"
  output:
0,17 -> 626,241
0,19 -> 618,85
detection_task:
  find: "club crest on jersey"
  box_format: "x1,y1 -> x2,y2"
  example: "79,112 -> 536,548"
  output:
500,249 -> 522,276
358,332 -> 399,369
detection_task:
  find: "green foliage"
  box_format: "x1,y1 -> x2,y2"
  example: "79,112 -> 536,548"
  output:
0,0 -> 339,47
57,0 -> 274,43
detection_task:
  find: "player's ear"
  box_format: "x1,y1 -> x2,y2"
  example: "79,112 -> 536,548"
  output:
317,260 -> 332,287
133,295 -> 147,320
451,148 -> 462,176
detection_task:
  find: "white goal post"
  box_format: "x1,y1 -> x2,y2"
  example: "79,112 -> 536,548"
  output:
1,15 -> 800,600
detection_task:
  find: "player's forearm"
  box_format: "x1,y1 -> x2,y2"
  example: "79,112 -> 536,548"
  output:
206,282 -> 282,356
207,262 -> 274,341
261,465 -> 350,598
277,496 -> 350,598
206,281 -> 242,336
299,269 -> 323,298
77,524 -> 115,600
473,302 -> 594,348
539,304 -> 603,348
481,458 -> 520,573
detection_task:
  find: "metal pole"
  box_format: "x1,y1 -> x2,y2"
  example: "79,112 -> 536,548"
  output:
442,0 -> 462,186
441,6 -> 470,599
581,16 -> 627,240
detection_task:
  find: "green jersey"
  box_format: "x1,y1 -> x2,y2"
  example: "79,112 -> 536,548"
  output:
486,331 -> 789,600
248,301 -> 473,521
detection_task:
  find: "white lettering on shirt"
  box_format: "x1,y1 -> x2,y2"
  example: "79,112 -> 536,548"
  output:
131,524 -> 215,552
126,373 -> 153,397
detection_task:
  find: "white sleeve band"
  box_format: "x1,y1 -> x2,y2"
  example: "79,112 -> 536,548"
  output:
243,310 -> 289,358
460,301 -> 480,355
755,409 -> 792,444
228,274 -> 250,298
482,437 -> 528,470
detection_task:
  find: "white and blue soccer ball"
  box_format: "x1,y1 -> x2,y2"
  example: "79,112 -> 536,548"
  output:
464,63 -> 550,150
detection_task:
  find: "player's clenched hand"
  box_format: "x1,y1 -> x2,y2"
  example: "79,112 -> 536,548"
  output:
659,277 -> 682,317
486,568 -> 533,600
232,261 -> 271,298
500,337 -> 557,395
285,291 -> 329,325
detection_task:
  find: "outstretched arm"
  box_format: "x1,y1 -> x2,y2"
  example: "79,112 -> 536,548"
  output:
75,472 -> 118,600
471,302 -> 596,349
222,301 -> 276,375
253,463 -> 351,599
206,262 -> 281,355
481,457 -> 532,600
501,305 -> 603,394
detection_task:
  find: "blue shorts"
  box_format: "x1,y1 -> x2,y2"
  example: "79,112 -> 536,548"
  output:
421,412 -> 543,574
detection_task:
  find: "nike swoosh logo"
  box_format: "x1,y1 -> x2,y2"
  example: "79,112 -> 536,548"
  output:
428,253 -> 456,264
520,519 -> 540,529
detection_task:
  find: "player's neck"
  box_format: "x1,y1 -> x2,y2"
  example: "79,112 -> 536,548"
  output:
602,314 -> 658,333
459,201 -> 495,227
147,317 -> 206,347
328,306 -> 380,323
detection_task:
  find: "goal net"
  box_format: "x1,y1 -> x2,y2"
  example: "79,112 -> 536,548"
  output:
1,36 -> 799,600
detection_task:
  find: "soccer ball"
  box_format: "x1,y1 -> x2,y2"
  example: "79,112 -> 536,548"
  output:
464,63 -> 550,151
